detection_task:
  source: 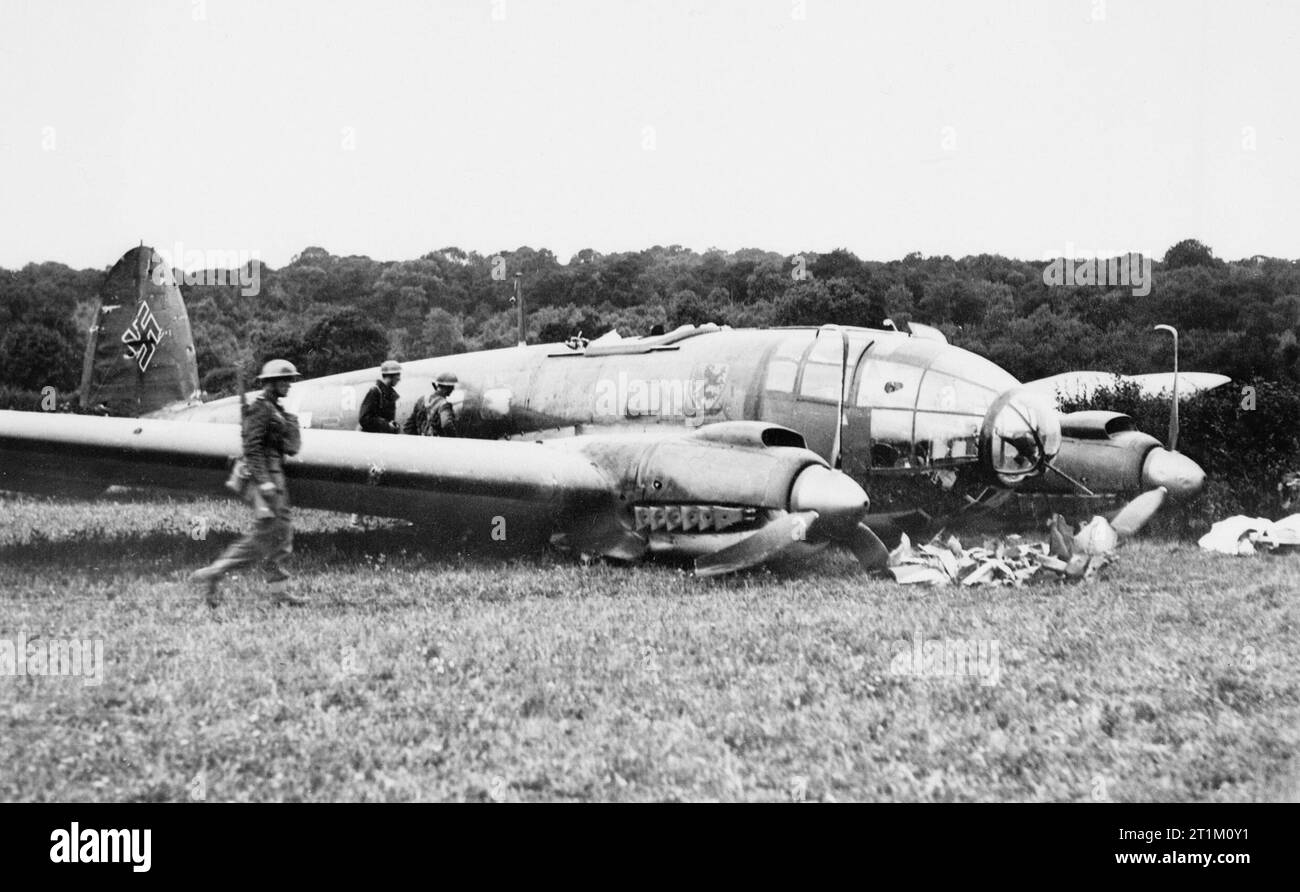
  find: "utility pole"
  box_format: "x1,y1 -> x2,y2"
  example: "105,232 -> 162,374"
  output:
511,272 -> 525,347
1154,324 -> 1179,451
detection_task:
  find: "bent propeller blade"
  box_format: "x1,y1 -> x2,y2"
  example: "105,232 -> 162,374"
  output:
846,523 -> 890,571
694,511 -> 819,578
1110,486 -> 1168,537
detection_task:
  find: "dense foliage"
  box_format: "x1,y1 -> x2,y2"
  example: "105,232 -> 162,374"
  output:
2,237 -> 1297,400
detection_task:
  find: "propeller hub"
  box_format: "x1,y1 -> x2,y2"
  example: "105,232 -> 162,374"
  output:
790,465 -> 869,535
1140,447 -> 1204,497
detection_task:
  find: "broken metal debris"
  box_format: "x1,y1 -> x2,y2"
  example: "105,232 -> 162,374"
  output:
884,513 -> 1117,586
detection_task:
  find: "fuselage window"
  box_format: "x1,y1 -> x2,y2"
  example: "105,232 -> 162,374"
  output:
806,334 -> 846,364
807,331 -> 872,366
766,332 -> 816,392
914,411 -> 982,465
774,332 -> 815,362
929,349 -> 1021,394
799,362 -> 844,402
870,408 -> 915,468
855,359 -> 923,409
765,359 -> 799,393
917,371 -> 998,416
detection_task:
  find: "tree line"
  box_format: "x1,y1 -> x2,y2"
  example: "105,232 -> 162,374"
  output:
2,238 -> 1297,405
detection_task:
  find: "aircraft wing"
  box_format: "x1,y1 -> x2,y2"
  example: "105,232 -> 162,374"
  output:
0,411 -> 878,574
0,410 -> 614,544
1024,370 -> 1231,405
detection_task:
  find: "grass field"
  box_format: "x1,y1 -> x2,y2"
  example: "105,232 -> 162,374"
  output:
1,491 -> 1297,802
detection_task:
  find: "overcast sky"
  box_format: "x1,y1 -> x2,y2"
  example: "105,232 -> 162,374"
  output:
1,0 -> 1296,270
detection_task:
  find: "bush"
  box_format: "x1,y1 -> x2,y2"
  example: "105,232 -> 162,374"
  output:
201,366 -> 241,398
0,385 -> 51,411
0,324 -> 80,392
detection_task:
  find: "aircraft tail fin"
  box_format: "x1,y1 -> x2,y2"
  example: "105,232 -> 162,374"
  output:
78,246 -> 201,417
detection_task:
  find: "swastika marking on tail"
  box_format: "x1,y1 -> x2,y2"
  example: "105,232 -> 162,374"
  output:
121,302 -> 165,372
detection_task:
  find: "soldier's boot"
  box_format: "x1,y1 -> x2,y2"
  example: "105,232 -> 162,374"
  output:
189,567 -> 223,608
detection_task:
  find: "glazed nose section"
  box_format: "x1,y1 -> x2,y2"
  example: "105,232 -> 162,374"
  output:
1141,448 -> 1205,497
790,465 -> 869,536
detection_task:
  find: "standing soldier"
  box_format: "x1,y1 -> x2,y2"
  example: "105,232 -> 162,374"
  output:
404,371 -> 459,437
351,360 -> 403,527
190,360 -> 305,607
359,360 -> 403,433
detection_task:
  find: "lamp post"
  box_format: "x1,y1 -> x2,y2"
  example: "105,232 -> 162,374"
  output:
1153,324 -> 1179,451
512,272 -> 525,347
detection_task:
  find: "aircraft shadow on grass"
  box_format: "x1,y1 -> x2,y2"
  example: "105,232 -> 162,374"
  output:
0,524 -> 538,574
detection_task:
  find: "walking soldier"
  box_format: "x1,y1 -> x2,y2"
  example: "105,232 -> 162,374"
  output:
190,359 -> 305,607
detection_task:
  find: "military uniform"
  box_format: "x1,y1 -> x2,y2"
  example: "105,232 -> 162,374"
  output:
359,379 -> 401,433
351,363 -> 402,529
200,394 -> 300,583
403,391 -> 457,437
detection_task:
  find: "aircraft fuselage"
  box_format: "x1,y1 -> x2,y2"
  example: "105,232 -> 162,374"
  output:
172,325 -> 1045,512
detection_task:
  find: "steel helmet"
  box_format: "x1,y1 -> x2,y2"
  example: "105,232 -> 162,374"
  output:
434,371 -> 458,388
256,359 -> 301,381
380,360 -> 403,376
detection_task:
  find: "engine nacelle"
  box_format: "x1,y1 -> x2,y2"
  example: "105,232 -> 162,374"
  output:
572,432 -> 823,511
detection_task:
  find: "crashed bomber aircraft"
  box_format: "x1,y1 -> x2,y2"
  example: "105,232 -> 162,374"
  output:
0,247 -> 1206,576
